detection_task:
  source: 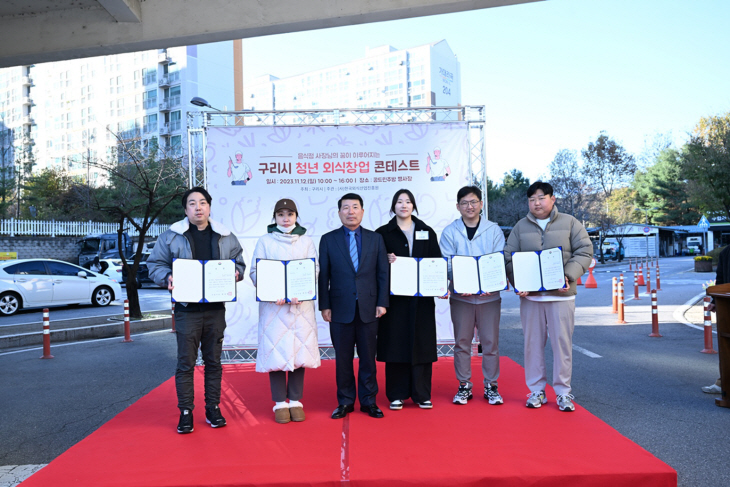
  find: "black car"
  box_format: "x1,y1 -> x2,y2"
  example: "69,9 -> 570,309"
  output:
121,253 -> 158,288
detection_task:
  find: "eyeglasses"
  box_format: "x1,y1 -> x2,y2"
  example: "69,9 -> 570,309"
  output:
459,200 -> 481,208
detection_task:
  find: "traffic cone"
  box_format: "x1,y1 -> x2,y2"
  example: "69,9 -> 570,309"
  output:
577,273 -> 583,285
585,267 -> 598,288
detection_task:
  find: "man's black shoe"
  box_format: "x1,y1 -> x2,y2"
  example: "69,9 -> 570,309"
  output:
331,404 -> 355,419
205,405 -> 227,428
360,404 -> 384,418
177,408 -> 194,434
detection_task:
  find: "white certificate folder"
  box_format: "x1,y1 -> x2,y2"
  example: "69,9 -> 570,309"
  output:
171,259 -> 237,303
511,247 -> 566,293
451,252 -> 509,294
390,257 -> 448,297
255,258 -> 317,302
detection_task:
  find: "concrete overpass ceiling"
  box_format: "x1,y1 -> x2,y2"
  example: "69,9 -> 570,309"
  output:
0,0 -> 540,68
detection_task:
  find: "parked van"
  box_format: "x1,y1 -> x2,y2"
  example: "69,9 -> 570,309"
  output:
77,233 -> 132,268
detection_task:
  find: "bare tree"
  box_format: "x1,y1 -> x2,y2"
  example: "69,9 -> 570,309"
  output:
90,130 -> 188,319
582,132 -> 636,199
548,149 -> 588,218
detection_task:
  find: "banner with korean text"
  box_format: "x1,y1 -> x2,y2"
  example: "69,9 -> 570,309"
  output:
206,123 -> 470,346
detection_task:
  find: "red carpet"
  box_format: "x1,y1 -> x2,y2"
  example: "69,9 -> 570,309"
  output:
21,357 -> 676,486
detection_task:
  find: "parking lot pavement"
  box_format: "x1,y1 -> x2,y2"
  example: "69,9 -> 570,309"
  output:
1,256 -> 727,486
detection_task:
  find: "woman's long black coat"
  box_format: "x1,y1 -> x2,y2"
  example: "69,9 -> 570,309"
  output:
375,216 -> 442,364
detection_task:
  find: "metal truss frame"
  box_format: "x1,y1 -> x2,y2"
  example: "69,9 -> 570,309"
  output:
186,106 -> 487,202
214,342 -> 464,364
186,107 -> 487,361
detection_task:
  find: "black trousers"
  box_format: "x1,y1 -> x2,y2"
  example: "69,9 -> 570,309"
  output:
174,308 -> 226,410
385,362 -> 433,403
329,302 -> 379,407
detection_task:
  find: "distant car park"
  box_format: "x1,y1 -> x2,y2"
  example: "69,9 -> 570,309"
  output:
0,259 -> 123,316
122,253 -> 162,288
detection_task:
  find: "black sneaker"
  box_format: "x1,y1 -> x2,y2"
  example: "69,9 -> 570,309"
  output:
205,405 -> 227,428
177,408 -> 194,434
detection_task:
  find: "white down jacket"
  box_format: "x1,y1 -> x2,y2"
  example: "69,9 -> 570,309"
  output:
250,231 -> 321,373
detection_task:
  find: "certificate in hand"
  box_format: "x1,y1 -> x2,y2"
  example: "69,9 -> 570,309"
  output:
451,252 -> 508,294
511,247 -> 566,292
171,259 -> 237,303
255,258 -> 317,302
390,257 -> 448,297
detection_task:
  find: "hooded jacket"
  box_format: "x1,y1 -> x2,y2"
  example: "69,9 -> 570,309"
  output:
148,217 -> 246,291
439,216 -> 505,304
250,224 -> 321,372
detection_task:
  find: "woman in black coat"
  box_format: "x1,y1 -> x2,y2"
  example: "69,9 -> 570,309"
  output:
375,189 -> 445,410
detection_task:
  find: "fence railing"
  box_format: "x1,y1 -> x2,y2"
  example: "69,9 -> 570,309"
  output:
0,219 -> 169,238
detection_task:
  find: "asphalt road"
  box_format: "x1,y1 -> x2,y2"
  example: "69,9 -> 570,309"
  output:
1,256 -> 727,486
0,287 -> 172,328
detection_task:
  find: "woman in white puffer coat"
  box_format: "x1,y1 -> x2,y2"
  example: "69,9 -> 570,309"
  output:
250,198 -> 320,424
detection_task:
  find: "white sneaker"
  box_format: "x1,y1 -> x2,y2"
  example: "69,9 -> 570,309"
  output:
702,383 -> 722,394
526,390 -> 547,408
556,394 -> 575,412
453,382 -> 473,405
484,384 -> 504,405
389,399 -> 404,410
418,400 -> 433,409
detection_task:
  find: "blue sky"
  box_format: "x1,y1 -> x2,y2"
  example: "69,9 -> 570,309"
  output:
240,0 -> 730,184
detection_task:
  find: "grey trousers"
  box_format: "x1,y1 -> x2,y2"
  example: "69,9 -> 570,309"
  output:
519,298 -> 575,396
450,298 -> 501,387
269,368 -> 305,402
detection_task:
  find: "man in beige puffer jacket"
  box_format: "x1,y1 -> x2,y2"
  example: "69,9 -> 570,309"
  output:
504,181 -> 592,412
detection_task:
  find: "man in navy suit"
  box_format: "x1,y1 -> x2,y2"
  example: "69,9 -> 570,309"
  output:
319,193 -> 389,419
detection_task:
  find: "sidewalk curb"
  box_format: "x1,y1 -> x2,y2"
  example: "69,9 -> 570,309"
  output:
673,291 -> 716,334
0,316 -> 172,349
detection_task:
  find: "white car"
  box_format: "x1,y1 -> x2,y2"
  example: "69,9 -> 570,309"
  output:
99,259 -> 124,282
0,259 -> 123,316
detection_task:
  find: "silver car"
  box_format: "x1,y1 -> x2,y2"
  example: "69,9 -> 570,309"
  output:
0,259 -> 123,316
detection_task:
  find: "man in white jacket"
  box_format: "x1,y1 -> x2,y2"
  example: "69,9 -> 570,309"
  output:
440,186 -> 506,406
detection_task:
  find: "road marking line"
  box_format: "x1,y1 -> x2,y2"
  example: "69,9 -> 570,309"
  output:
673,291 -> 716,333
572,344 -> 601,358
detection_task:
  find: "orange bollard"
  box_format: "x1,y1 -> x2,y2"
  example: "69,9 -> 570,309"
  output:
656,264 -> 661,291
122,299 -> 134,343
649,290 -> 662,337
646,267 -> 651,294
637,263 -> 645,286
611,277 -> 618,313
40,308 -> 54,359
701,297 -> 717,354
617,281 -> 627,324
171,300 -> 176,333
629,258 -> 633,271
620,272 -> 625,298
585,267 -> 598,288
633,271 -> 640,300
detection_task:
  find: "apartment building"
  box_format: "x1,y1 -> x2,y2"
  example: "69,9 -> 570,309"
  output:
244,40 -> 461,117
0,42 -> 236,183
